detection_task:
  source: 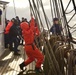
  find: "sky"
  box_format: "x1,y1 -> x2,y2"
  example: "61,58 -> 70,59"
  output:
2,0 -> 29,8
2,0 -> 52,19
1,0 -> 76,26
1,0 -> 30,20
1,0 -> 74,19
1,0 -> 73,19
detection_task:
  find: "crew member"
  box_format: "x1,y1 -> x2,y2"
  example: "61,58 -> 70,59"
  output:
50,18 -> 62,35
19,17 -> 44,73
5,18 -> 14,50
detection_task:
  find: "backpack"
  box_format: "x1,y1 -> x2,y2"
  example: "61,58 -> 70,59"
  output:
9,24 -> 20,37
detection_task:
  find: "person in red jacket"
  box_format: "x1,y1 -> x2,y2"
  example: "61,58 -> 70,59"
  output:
5,18 -> 14,34
19,17 -> 44,73
4,18 -> 14,49
5,18 -> 21,56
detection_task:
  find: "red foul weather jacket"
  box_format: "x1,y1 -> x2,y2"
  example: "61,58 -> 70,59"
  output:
20,17 -> 35,45
5,21 -> 13,34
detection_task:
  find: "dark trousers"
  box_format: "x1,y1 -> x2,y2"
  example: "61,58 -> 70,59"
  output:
24,45 -> 44,68
4,34 -> 10,48
9,36 -> 19,53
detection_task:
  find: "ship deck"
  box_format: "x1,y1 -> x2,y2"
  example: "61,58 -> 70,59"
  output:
0,45 -> 35,75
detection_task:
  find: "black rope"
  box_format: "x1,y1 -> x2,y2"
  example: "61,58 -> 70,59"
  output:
69,24 -> 76,30
72,0 -> 76,13
68,13 -> 76,23
71,29 -> 76,33
60,0 -> 73,45
65,9 -> 74,14
61,1 -> 76,44
32,0 -> 44,28
57,0 -> 65,36
54,0 -> 60,18
38,0 -> 52,27
52,0 -> 57,17
65,0 -> 71,12
29,0 -> 64,75
71,27 -> 76,29
68,30 -> 76,44
38,0 -> 50,31
71,40 -> 76,44
60,0 -> 69,34
50,0 -> 54,19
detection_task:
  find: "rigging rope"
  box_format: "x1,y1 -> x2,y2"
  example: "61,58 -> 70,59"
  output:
65,9 -> 74,14
68,13 -> 76,23
64,0 -> 71,12
69,24 -> 76,30
72,0 -> 76,13
50,0 -> 54,20
39,0 -> 50,31
60,0 -> 70,38
29,0 -> 64,75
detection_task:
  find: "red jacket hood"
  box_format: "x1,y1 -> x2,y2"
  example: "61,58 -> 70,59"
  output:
20,22 -> 29,30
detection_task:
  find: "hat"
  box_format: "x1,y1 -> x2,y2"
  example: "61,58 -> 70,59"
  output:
53,18 -> 59,21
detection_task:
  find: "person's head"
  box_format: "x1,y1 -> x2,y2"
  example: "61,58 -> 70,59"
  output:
11,18 -> 18,25
16,16 -> 19,20
7,20 -> 10,23
22,17 -> 25,22
11,18 -> 15,22
25,18 -> 27,22
53,18 -> 59,24
14,19 -> 18,25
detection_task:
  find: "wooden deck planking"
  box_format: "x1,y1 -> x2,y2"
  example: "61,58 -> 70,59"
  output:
0,52 -> 14,75
0,45 -> 36,75
0,46 -> 25,75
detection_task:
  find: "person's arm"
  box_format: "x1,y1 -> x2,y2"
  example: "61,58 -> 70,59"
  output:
50,26 -> 53,32
35,26 -> 40,36
29,17 -> 35,31
5,21 -> 13,34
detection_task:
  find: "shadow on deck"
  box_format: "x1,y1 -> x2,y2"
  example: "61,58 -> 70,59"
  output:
0,45 -> 25,75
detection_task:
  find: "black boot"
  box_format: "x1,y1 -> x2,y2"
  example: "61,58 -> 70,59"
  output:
14,52 -> 20,56
9,46 -> 14,51
17,49 -> 20,52
19,62 -> 25,70
35,67 -> 42,73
